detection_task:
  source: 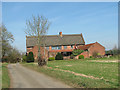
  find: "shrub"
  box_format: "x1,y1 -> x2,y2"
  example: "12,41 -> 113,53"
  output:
70,54 -> 74,59
55,52 -> 63,60
97,53 -> 101,56
109,56 -> 113,58
2,57 -> 9,63
92,51 -> 98,58
22,55 -> 27,62
48,57 -> 55,61
72,49 -> 84,56
27,52 -> 34,63
90,56 -> 92,58
79,55 -> 84,59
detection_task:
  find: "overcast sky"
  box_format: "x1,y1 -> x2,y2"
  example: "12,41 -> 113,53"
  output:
2,2 -> 118,52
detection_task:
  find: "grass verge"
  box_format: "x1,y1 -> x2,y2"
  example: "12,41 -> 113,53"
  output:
22,59 -> 119,88
2,63 -> 10,88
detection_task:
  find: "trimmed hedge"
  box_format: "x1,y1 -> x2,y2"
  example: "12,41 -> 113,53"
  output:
55,53 -> 63,60
48,57 -> 55,61
27,52 -> 34,63
79,55 -> 84,59
90,56 -> 92,58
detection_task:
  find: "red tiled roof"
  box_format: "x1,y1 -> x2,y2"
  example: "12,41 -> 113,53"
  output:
77,43 -> 95,50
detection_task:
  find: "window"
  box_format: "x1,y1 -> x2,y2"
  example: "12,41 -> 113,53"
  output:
52,46 -> 57,50
46,47 -> 49,50
64,46 -> 67,49
71,45 -> 73,48
52,46 -> 61,50
58,46 -> 61,50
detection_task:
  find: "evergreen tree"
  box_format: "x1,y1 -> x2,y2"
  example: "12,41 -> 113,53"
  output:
27,52 -> 34,63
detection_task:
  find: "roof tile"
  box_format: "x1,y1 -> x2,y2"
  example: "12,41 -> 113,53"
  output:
26,34 -> 85,47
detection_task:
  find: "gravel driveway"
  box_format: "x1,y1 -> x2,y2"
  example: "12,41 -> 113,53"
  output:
8,63 -> 71,88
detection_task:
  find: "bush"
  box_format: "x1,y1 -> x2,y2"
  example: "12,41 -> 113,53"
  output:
48,57 -> 55,61
72,49 -> 84,56
90,56 -> 92,58
22,55 -> 27,62
70,54 -> 74,59
79,55 -> 84,59
109,56 -> 113,58
27,52 -> 34,63
92,51 -> 98,58
2,57 -> 9,63
55,53 -> 63,60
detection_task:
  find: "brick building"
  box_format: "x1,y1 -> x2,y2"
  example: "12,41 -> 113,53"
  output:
26,32 -> 105,60
76,42 -> 105,58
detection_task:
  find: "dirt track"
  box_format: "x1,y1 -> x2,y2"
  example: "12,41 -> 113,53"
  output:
8,63 -> 71,88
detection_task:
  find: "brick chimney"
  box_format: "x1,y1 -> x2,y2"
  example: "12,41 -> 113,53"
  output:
59,32 -> 62,37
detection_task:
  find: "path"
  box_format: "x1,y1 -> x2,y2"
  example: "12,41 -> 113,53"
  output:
8,63 -> 71,88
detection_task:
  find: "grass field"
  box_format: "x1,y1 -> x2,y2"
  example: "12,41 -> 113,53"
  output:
2,63 -> 10,88
22,59 -> 119,88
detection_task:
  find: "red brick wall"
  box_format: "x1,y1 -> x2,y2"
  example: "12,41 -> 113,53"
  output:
67,46 -> 71,49
74,42 -> 105,59
27,45 -> 48,61
49,46 -> 52,50
88,42 -> 105,56
75,51 -> 89,59
48,52 -> 58,58
63,56 -> 70,60
48,45 -> 78,51
61,46 -> 64,50
80,51 -> 89,58
27,42 -> 105,60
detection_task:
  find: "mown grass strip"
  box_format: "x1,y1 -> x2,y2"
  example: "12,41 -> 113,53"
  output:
2,63 -> 10,88
47,60 -> 118,84
22,62 -> 118,88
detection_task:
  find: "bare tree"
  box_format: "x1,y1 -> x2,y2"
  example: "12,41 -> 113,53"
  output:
112,45 -> 118,55
1,24 -> 14,57
112,45 -> 117,50
25,15 -> 50,66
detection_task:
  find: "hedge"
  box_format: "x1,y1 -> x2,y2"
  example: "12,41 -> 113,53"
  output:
55,53 -> 63,60
79,55 -> 84,59
48,57 -> 55,61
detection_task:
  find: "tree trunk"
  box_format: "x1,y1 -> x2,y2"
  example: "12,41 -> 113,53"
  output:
37,36 -> 46,66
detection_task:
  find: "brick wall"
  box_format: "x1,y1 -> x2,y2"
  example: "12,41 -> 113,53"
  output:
80,51 -> 89,58
48,52 -> 58,58
74,42 -> 105,59
88,42 -> 105,56
75,51 -> 89,59
27,42 -> 105,60
27,45 -> 48,61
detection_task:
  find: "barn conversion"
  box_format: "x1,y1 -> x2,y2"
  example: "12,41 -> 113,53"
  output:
26,32 -> 105,60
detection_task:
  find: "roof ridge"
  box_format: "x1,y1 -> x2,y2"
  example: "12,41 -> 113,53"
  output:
85,43 -> 95,46
26,33 -> 82,38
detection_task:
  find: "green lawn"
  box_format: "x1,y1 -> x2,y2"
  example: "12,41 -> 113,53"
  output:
22,59 -> 119,88
84,55 -> 118,60
2,63 -> 10,88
